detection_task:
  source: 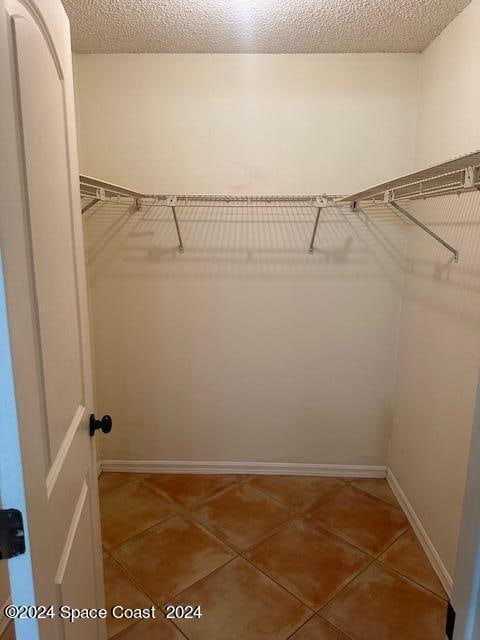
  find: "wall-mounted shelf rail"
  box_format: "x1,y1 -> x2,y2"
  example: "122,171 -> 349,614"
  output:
80,174 -> 146,200
80,151 -> 480,261
339,150 -> 480,204
338,150 -> 480,262
79,174 -> 337,254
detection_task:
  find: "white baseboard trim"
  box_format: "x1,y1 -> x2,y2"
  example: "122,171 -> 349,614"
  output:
386,468 -> 453,597
0,597 -> 12,636
101,459 -> 387,478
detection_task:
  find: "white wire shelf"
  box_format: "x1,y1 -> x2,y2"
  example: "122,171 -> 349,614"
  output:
339,150 -> 480,204
80,151 -> 480,261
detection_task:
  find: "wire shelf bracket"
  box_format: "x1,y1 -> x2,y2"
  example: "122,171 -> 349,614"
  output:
308,196 -> 329,254
339,150 -> 480,263
389,201 -> 459,263
165,195 -> 184,253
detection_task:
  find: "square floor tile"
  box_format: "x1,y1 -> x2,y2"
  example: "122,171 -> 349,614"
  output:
100,479 -> 176,548
110,515 -> 235,604
112,617 -> 185,639
171,557 -> 311,640
103,553 -> 153,638
290,616 -> 351,639
98,472 -> 143,497
191,483 -> 292,550
379,529 -> 446,598
146,474 -> 239,508
247,519 -> 370,609
322,563 -> 447,640
350,478 -> 398,507
249,476 -> 345,512
310,486 -> 408,556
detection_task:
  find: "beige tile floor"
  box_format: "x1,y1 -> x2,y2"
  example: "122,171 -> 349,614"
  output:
100,473 -> 448,640
0,474 -> 448,640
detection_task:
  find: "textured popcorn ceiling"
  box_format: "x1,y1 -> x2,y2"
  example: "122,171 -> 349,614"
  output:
63,0 -> 470,54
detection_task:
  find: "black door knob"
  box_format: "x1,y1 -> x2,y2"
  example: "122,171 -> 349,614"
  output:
89,414 -> 112,437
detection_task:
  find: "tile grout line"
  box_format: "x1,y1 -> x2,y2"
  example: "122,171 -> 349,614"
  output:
104,511 -> 180,553
348,482 -> 403,511
183,481 -> 301,553
313,524 -> 414,616
284,613 -> 356,640
239,554 -> 317,614
172,507 -> 446,636
374,559 -> 449,603
104,476 -> 241,538
169,550 -> 318,622
105,549 -> 158,607
101,474 -> 399,599
305,485 -> 411,559
108,543 -> 240,635
305,516 -> 402,560
100,472 -> 443,639
316,614 -> 357,640
317,557 -> 448,638
244,524 -> 374,613
163,555 -> 239,603
101,477 -> 250,622
318,556 -> 378,614
372,523 -> 412,560
98,473 -> 147,497
238,514 -> 380,610
108,615 -> 191,640
108,521 -> 239,609
283,613 -> 317,640
189,506 -> 296,556
176,512 -> 321,614
157,515 -> 321,617
144,474 -> 248,511
169,619 -> 193,640
248,477 -> 347,515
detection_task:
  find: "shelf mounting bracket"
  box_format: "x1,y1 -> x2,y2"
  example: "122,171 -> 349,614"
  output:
308,197 -> 329,254
389,201 -> 459,263
166,196 -> 184,253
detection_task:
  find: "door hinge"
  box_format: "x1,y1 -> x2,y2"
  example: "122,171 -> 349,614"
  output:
0,509 -> 26,560
446,601 -> 456,640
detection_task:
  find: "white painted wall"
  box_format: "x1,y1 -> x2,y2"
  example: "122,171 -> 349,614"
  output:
84,202 -> 406,465
388,0 -> 480,577
414,0 -> 480,169
389,192 -> 480,577
77,53 -> 417,466
74,53 -> 419,196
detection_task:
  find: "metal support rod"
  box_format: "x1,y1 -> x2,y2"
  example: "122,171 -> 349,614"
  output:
390,201 -> 459,263
308,207 -> 322,254
81,198 -> 99,215
171,206 -> 184,253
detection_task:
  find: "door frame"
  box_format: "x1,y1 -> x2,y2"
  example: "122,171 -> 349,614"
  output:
452,371 -> 480,639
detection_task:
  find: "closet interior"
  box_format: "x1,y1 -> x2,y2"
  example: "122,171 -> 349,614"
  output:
1,1 -> 480,639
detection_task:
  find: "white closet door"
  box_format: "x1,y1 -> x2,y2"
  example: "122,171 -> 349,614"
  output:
0,0 -> 105,638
